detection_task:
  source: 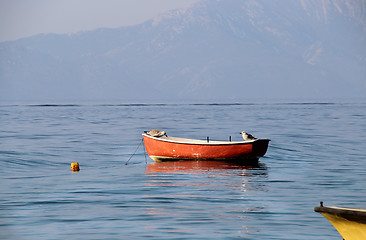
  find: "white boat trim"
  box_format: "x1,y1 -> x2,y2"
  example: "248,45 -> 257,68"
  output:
142,133 -> 269,145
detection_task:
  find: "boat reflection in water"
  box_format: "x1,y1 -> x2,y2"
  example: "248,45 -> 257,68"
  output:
145,159 -> 267,176
145,159 -> 268,190
143,160 -> 268,237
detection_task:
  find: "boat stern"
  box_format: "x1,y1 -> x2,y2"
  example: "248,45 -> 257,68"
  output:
315,203 -> 366,240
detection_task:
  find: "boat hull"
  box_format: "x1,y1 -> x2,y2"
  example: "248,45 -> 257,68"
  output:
315,205 -> 366,240
142,134 -> 270,162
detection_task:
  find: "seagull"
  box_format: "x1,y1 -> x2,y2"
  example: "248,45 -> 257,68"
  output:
144,129 -> 167,137
240,131 -> 257,141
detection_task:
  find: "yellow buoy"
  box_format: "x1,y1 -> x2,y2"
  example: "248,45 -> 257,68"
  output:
71,162 -> 80,172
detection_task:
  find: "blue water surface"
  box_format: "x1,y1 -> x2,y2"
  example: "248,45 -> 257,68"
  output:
1,101 -> 365,239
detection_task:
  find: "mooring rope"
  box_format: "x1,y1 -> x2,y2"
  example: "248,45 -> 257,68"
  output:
125,138 -> 144,165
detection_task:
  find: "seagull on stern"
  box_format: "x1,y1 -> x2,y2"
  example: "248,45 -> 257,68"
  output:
240,131 -> 257,141
144,129 -> 167,137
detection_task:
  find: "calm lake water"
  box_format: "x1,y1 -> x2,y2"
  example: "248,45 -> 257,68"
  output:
1,101 -> 366,239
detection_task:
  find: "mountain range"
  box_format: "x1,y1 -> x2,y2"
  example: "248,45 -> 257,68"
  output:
1,0 -> 365,102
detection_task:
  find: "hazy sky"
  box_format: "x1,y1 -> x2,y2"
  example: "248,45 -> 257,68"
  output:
0,0 -> 199,42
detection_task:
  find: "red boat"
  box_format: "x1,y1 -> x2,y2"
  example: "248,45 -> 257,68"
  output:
142,133 -> 270,162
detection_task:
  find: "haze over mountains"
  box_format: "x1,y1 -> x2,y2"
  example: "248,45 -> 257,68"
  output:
1,0 -> 365,102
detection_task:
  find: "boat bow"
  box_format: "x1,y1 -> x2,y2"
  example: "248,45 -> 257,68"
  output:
315,203 -> 366,240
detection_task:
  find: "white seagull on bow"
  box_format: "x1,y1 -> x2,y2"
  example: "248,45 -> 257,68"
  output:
240,131 -> 257,141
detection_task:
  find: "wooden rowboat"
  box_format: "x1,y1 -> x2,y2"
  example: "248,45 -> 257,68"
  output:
142,133 -> 270,162
314,202 -> 366,240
